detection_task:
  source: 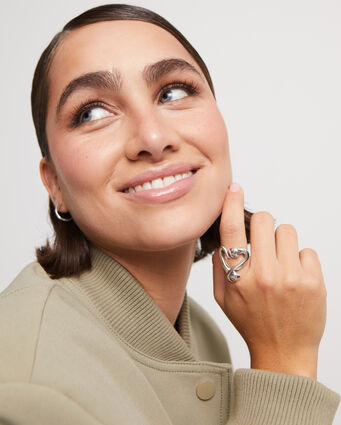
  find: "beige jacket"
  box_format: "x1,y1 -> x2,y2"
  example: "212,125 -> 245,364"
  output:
0,246 -> 339,425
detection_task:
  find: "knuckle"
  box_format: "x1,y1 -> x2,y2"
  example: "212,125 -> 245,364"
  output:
302,273 -> 323,289
294,271 -> 325,297
306,281 -> 325,298
221,221 -> 239,237
255,267 -> 276,289
282,272 -> 298,289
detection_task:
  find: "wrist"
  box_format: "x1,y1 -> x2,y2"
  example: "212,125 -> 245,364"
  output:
250,351 -> 318,380
251,361 -> 317,379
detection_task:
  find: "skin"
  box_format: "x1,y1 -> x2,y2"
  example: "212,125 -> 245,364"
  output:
42,20 -> 231,325
212,185 -> 326,379
40,20 -> 326,379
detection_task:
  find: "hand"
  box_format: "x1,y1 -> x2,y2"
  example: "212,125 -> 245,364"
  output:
212,183 -> 327,379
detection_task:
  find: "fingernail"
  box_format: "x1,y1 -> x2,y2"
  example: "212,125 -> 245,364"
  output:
228,182 -> 241,192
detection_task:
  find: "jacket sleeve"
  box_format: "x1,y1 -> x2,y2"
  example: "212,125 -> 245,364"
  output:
0,382 -> 102,425
226,368 -> 340,425
188,296 -> 340,424
0,375 -> 338,425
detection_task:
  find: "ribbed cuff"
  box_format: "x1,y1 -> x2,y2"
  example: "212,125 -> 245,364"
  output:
230,369 -> 340,425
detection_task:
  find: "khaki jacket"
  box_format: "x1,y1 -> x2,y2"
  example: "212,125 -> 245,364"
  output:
0,246 -> 339,424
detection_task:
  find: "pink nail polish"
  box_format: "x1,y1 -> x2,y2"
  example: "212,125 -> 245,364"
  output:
228,182 -> 241,192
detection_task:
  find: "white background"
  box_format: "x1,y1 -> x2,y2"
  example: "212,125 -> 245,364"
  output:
0,0 -> 340,420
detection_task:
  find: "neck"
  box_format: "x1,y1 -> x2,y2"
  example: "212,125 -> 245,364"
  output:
101,241 -> 197,326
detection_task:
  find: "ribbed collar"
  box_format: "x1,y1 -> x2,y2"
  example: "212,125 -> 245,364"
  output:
67,245 -> 195,362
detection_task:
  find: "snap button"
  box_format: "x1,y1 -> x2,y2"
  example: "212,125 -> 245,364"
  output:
196,379 -> 216,401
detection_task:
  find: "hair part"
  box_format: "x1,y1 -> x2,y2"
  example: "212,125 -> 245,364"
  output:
32,4 -> 252,279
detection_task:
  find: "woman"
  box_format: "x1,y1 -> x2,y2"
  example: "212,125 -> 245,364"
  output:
0,4 -> 339,424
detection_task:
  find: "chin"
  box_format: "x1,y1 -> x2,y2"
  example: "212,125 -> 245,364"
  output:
82,189 -> 224,254
128,210 -> 218,253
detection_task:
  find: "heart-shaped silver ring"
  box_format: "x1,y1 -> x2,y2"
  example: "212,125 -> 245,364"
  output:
218,246 -> 250,283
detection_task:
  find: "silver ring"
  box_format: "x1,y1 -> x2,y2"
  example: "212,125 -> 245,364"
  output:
219,246 -> 250,283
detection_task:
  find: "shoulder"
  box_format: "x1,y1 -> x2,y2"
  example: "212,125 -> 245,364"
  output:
188,296 -> 231,364
1,261 -> 55,296
0,263 -> 56,381
0,261 -> 63,320
0,262 -> 104,383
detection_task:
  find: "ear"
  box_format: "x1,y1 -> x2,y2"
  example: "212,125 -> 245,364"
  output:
40,158 -> 68,213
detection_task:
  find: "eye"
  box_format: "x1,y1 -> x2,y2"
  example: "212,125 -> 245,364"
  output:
159,87 -> 189,104
79,106 -> 112,124
158,81 -> 199,105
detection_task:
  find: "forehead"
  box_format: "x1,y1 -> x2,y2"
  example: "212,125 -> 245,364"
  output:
49,20 -> 200,94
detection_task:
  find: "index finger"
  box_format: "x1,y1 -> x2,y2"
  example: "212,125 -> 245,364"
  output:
220,182 -> 248,268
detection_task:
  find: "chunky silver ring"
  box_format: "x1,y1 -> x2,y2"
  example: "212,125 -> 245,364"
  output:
219,246 -> 250,283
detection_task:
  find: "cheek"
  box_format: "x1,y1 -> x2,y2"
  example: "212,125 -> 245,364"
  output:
178,105 -> 229,159
201,109 -> 230,157
193,107 -> 232,198
48,134 -> 120,199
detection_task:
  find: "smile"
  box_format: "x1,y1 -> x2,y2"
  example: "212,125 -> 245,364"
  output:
121,168 -> 199,204
123,171 -> 194,193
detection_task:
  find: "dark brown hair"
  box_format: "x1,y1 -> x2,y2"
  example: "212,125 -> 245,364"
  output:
32,4 -> 252,279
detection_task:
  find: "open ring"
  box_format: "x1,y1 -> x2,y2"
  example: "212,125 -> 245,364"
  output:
219,246 -> 250,283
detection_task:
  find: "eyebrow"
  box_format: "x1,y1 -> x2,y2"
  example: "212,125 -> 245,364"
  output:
55,58 -> 203,120
56,69 -> 122,118
142,58 -> 202,86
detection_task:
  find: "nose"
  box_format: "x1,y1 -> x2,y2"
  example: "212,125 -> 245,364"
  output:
124,107 -> 180,162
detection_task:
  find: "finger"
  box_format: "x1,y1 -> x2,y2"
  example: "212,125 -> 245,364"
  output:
275,224 -> 301,269
299,248 -> 323,277
219,182 -> 248,270
249,211 -> 277,268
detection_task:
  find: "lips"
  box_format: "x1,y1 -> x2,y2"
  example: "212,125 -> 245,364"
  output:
121,168 -> 200,204
119,163 -> 200,192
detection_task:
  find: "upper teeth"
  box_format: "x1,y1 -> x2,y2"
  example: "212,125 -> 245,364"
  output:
124,171 -> 193,193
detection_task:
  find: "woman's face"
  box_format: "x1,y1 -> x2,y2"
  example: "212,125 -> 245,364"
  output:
43,20 -> 232,254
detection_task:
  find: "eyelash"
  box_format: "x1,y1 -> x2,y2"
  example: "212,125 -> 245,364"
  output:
69,79 -> 200,128
159,79 -> 200,101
